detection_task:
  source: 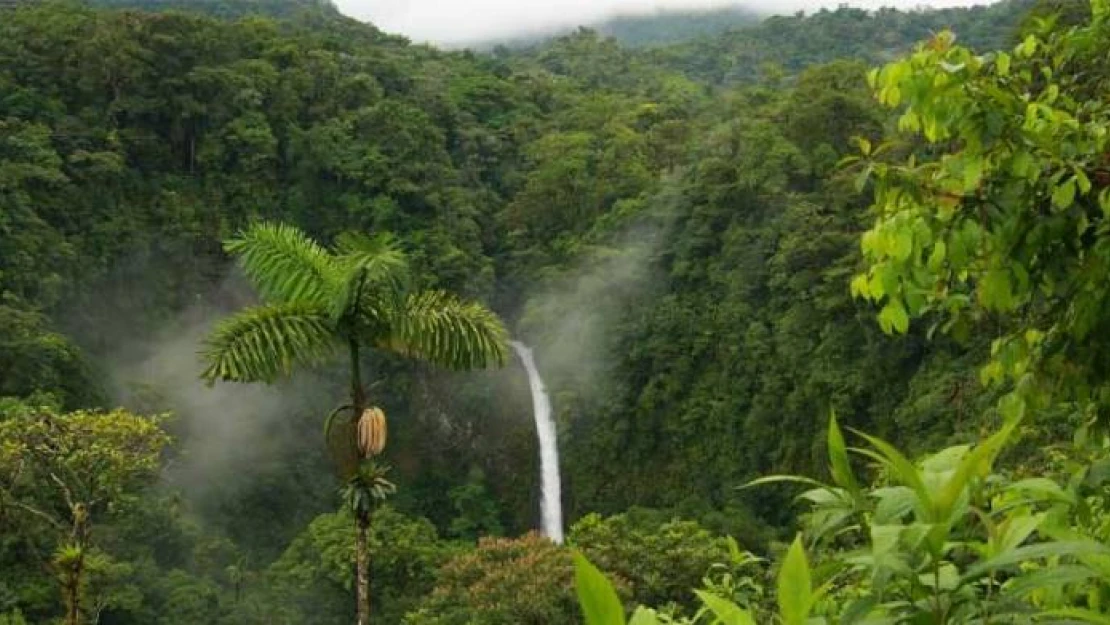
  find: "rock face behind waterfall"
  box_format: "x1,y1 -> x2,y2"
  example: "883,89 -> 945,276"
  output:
510,341 -> 564,544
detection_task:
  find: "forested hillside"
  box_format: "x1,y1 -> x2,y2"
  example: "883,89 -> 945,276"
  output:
2,0 -> 1109,623
646,0 -> 1038,84
471,5 -> 764,50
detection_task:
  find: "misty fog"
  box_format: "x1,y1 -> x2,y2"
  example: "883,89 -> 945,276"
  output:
337,0 -> 990,44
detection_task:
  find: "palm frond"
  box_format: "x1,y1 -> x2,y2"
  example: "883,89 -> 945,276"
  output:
334,231 -> 408,281
380,290 -> 509,370
226,222 -> 342,305
200,302 -> 338,383
329,231 -> 410,322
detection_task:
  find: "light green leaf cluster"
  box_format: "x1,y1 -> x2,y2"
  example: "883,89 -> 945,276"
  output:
851,2 -> 1110,427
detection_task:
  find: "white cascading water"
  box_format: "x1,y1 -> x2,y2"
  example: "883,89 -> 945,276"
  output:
510,341 -> 564,544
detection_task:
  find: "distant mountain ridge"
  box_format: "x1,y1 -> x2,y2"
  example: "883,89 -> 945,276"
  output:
643,0 -> 1039,84
87,0 -> 341,19
467,5 -> 766,50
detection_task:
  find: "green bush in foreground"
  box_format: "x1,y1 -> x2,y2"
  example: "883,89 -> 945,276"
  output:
576,412 -> 1110,624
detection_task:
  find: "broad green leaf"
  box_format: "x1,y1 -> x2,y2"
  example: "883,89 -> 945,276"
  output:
872,486 -> 918,523
878,301 -> 909,335
996,52 -> 1011,76
1011,151 -> 1034,177
574,551 -> 626,625
1038,608 -> 1110,624
978,270 -> 1013,311
827,412 -> 859,495
628,607 -> 663,625
850,431 -> 931,512
777,535 -> 812,625
1094,0 -> 1109,19
962,157 -> 983,192
918,563 -> 959,590
1003,565 -> 1095,598
891,230 -> 913,261
839,597 -> 883,625
798,487 -> 851,507
933,416 -> 1020,524
994,513 -> 1043,554
850,274 -> 869,298
1018,34 -> 1037,58
1006,478 -> 1075,505
1075,168 -> 1092,194
696,591 -> 755,625
999,393 -> 1026,422
927,241 -> 947,272
961,540 -> 1110,582
1052,178 -> 1077,209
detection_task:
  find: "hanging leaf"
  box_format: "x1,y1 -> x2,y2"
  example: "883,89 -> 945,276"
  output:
878,300 -> 910,334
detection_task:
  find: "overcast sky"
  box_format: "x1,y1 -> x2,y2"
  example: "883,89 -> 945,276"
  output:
333,0 -> 989,45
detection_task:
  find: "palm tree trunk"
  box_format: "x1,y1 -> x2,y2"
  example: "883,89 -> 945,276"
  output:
355,509 -> 371,625
349,338 -> 371,624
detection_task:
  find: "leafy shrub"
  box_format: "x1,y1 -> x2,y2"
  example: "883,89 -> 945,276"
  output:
570,510 -> 740,613
406,532 -> 587,625
269,506 -> 456,624
575,413 -> 1110,624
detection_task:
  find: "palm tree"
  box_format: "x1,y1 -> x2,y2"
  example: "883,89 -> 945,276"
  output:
199,222 -> 508,624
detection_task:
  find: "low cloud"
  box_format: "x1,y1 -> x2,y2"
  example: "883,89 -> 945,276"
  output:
105,288 -> 338,503
337,0 -> 988,45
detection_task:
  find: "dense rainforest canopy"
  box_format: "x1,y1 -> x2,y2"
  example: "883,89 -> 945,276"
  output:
2,0 -> 1109,623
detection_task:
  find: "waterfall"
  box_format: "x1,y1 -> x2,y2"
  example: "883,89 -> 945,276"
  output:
510,341 -> 564,544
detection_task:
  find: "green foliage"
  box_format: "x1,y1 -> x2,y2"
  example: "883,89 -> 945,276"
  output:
775,536 -> 815,625
7,0 -> 1110,623
0,303 -> 101,408
574,550 -> 627,625
737,414 -> 1110,623
647,1 -> 1037,86
0,402 -> 171,623
569,511 -> 737,613
553,58 -> 966,523
89,0 -> 341,20
852,0 -> 1110,432
0,403 -> 170,523
596,8 -> 761,48
269,506 -> 456,624
201,220 -> 509,621
406,533 -> 582,625
447,467 -> 504,539
568,414 -> 1110,624
202,222 -> 508,383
